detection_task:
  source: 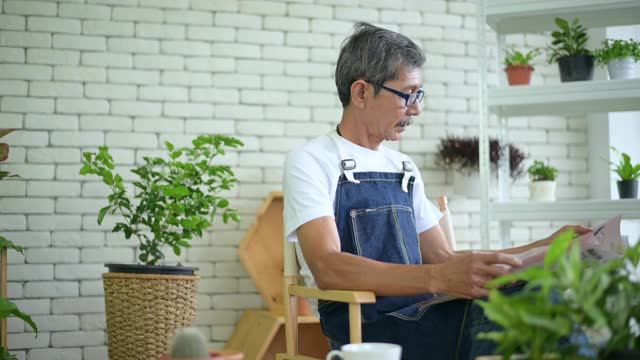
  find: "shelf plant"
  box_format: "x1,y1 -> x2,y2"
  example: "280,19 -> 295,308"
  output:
479,229 -> 640,359
0,129 -> 38,360
547,17 -> 594,82
527,160 -> 558,202
610,147 -> 640,199
594,38 -> 640,80
504,48 -> 541,86
79,134 -> 243,360
435,135 -> 526,197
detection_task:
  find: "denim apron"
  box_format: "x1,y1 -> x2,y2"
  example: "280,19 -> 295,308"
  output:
319,131 -> 474,359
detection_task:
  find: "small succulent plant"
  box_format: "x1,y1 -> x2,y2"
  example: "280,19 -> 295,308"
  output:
0,128 -> 17,181
169,327 -> 209,359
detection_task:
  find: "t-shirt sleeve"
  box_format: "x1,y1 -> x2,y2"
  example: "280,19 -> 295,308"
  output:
412,166 -> 443,234
283,149 -> 334,242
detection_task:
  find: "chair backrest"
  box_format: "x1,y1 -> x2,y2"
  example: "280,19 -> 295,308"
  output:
438,196 -> 456,250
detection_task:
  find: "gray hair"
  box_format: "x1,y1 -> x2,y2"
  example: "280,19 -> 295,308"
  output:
335,22 -> 425,108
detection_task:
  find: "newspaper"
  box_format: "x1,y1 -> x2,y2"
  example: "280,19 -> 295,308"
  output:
419,215 -> 626,306
514,214 -> 626,268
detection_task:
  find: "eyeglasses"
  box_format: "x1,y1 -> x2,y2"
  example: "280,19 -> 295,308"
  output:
365,80 -> 424,107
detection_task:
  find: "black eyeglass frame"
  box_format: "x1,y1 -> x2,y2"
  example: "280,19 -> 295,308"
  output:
364,80 -> 424,107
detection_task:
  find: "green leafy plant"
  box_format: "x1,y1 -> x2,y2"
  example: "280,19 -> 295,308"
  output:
435,135 -> 526,180
548,17 -> 591,64
479,231 -> 640,359
505,48 -> 541,67
594,39 -> 640,66
80,134 -> 244,266
527,160 -> 558,181
0,129 -> 38,360
610,147 -> 640,181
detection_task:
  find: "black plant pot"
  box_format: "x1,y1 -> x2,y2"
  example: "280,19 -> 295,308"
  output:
617,180 -> 638,199
604,350 -> 640,360
105,263 -> 197,275
558,54 -> 595,82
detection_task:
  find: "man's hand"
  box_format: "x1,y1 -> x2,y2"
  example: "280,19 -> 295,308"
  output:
538,224 -> 592,247
431,251 -> 523,299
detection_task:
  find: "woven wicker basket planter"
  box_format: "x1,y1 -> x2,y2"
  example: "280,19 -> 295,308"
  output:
103,272 -> 200,360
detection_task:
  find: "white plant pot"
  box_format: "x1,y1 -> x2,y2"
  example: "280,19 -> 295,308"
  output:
453,171 -> 497,198
607,57 -> 640,80
529,181 -> 556,202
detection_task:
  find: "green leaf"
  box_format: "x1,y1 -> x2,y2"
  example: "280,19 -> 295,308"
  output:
544,229 -> 574,269
173,185 -> 189,196
176,240 -> 191,248
79,165 -> 90,175
555,17 -> 569,32
180,218 -> 197,229
172,244 -> 181,256
0,297 -> 38,334
170,150 -> 183,160
102,171 -> 114,186
0,236 -> 23,254
97,206 -> 110,225
217,199 -> 229,208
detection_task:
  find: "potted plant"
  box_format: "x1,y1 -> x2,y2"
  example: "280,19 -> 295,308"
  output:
435,135 -> 526,198
527,160 -> 558,202
505,48 -> 541,86
548,17 -> 594,82
610,147 -> 640,199
594,38 -> 640,80
478,230 -> 640,359
0,129 -> 39,359
80,134 -> 243,360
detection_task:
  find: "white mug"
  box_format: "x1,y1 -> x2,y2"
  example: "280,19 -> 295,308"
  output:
325,342 -> 402,360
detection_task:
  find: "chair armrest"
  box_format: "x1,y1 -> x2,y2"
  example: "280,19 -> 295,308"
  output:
289,285 -> 375,304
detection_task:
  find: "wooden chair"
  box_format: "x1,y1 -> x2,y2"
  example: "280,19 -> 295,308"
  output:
277,196 -> 455,360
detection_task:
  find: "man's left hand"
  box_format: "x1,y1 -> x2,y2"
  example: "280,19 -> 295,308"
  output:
540,224 -> 592,247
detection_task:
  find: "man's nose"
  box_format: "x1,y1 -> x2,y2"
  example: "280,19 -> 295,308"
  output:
407,101 -> 422,116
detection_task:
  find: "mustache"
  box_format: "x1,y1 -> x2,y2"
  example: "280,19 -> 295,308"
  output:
397,119 -> 413,127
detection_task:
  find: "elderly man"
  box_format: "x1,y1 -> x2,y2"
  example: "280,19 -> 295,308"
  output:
283,22 -> 589,359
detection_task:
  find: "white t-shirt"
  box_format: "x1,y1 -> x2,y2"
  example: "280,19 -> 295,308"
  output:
283,132 -> 442,306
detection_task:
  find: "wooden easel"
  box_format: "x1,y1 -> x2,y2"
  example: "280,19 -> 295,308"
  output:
225,193 -> 329,359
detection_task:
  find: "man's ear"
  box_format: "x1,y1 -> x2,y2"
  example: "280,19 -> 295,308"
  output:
350,80 -> 368,110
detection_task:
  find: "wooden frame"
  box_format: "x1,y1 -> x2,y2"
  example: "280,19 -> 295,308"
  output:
1,248 -> 6,348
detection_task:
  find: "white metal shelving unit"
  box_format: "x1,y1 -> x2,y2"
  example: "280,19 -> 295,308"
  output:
478,0 -> 640,249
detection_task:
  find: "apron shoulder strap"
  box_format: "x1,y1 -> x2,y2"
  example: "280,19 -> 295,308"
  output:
380,146 -> 413,193
328,130 -> 360,184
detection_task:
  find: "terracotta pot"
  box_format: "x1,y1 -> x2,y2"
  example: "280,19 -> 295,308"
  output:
160,350 -> 244,360
505,65 -> 534,85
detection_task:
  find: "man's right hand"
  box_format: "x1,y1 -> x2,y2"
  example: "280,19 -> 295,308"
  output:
430,251 -> 523,298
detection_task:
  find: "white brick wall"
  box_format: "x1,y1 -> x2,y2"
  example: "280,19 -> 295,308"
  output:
0,1 -> 590,358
